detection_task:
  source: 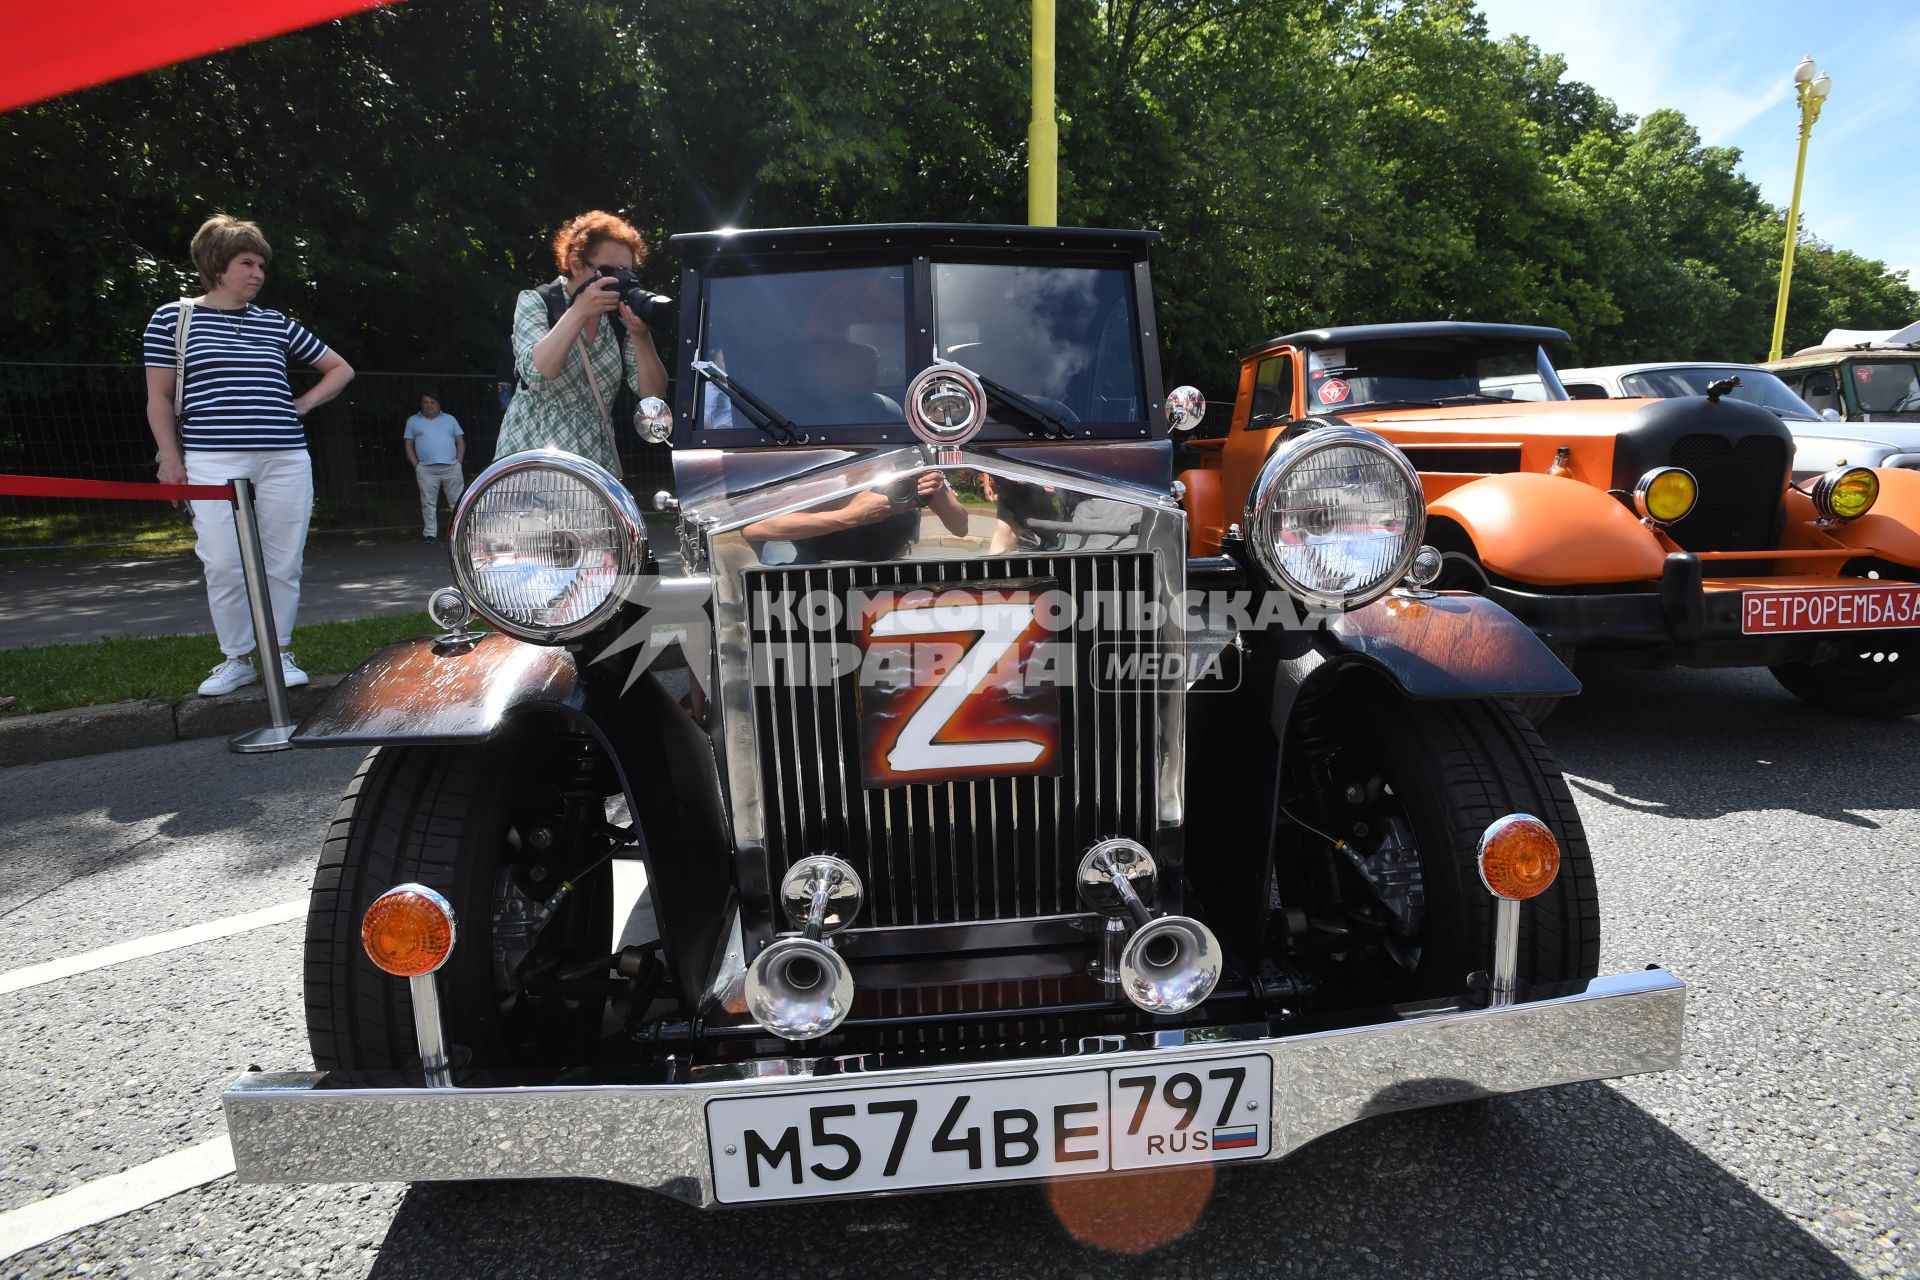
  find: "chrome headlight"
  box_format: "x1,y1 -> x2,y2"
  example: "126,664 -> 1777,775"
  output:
449,449 -> 646,642
1243,426 -> 1425,609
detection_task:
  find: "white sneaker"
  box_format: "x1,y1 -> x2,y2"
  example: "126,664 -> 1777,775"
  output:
279,651 -> 310,688
198,657 -> 257,697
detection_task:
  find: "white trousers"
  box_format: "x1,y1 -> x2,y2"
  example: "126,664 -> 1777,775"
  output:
416,462 -> 465,536
185,449 -> 314,658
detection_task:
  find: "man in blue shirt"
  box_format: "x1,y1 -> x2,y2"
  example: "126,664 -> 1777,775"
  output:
403,393 -> 465,541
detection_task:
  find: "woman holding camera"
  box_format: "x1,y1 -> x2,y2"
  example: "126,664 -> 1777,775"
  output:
495,211 -> 669,473
143,214 -> 354,697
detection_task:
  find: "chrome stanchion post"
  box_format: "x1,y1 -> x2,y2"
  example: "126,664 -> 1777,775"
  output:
227,476 -> 296,753
409,972 -> 454,1089
1489,898 -> 1522,1008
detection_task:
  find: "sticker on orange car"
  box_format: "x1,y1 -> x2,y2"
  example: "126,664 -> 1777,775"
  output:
1317,378 -> 1350,405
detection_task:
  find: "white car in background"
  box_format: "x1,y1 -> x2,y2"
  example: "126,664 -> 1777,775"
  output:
1555,360 -> 1920,481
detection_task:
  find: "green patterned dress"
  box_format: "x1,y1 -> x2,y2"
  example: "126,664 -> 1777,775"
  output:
494,279 -> 643,472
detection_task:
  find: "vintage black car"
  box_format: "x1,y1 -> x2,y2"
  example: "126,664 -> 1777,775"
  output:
223,226 -> 1683,1209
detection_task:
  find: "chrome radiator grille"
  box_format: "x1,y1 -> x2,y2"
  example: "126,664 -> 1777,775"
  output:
747,554 -> 1162,928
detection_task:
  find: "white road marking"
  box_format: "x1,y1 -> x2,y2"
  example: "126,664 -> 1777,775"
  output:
0,900 -> 305,996
0,1136 -> 235,1261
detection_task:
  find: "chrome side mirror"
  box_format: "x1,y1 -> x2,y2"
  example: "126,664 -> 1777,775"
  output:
1165,385 -> 1206,433
1822,407 -> 1843,421
636,396 -> 673,443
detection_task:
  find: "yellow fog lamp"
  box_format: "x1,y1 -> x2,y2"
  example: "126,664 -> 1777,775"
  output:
1811,466 -> 1878,522
1633,467 -> 1698,525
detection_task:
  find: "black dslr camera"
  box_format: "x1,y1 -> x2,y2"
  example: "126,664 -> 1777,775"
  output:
593,266 -> 676,331
884,473 -> 936,508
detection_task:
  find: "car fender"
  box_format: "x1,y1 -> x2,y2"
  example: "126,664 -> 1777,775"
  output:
1430,472 -> 1666,585
1317,590 -> 1580,698
294,632 -> 585,745
1782,467 -> 1920,570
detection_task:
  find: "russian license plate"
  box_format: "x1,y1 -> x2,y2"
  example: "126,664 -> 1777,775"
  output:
1740,583 -> 1920,635
707,1053 -> 1272,1204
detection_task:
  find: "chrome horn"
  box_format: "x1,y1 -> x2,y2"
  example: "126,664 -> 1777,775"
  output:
745,855 -> 863,1040
1077,839 -> 1222,1015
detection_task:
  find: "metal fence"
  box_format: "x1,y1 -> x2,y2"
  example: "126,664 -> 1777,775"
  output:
0,363 -> 676,552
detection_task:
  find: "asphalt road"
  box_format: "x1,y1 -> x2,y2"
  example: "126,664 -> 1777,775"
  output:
1,663 -> 1915,1278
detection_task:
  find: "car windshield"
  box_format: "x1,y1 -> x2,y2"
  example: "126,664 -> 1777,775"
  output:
1847,360 -> 1920,416
696,260 -> 1145,431
932,263 -> 1143,423
1304,341 -> 1542,412
699,264 -> 911,430
1619,367 -> 1816,419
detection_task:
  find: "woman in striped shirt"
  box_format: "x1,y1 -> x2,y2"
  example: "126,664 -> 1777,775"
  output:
143,215 -> 355,696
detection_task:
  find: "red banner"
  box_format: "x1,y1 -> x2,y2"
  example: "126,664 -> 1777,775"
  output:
0,473 -> 233,502
1,0 -> 402,113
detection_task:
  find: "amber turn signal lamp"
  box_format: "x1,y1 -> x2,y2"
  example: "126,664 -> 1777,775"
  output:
1477,814 -> 1561,901
1633,467 -> 1698,524
362,884 -> 457,977
1812,466 -> 1878,522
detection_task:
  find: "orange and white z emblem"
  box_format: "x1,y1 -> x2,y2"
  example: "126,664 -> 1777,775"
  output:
856,583 -> 1064,788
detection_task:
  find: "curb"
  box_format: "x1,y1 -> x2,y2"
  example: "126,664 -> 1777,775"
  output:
0,675 -> 346,768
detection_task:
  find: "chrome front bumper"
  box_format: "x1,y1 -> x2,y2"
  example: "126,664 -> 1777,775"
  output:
223,968 -> 1683,1207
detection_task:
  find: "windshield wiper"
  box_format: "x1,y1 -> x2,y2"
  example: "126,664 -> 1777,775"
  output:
971,371 -> 1075,440
691,359 -> 806,445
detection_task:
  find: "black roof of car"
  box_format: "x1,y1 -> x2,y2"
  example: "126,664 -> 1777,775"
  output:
670,223 -> 1159,265
1245,321 -> 1571,358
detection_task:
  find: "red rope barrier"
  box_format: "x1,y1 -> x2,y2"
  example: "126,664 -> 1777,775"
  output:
0,473 -> 235,502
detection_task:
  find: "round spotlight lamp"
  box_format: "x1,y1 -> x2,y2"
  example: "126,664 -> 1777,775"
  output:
905,361 -> 987,447
448,449 -> 647,643
1243,425 -> 1426,610
1811,466 -> 1878,522
1633,467 -> 1698,525
362,883 -> 457,977
1477,814 -> 1561,902
1403,544 -> 1443,590
426,586 -> 472,632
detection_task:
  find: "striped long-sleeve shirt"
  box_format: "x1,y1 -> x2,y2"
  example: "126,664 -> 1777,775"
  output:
141,301 -> 331,450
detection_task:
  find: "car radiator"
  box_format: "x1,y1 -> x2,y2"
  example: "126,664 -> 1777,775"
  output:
1666,432 -> 1791,552
747,553 -> 1163,929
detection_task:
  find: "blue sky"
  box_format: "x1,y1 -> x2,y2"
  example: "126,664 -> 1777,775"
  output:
1475,0 -> 1920,286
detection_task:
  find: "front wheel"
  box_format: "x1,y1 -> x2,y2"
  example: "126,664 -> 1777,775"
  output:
305,733 -> 619,1074
1292,685 -> 1600,1002
1769,633 -> 1920,717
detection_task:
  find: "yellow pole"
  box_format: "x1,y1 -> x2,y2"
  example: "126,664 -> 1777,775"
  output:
1028,0 -> 1057,226
1769,63 -> 1831,361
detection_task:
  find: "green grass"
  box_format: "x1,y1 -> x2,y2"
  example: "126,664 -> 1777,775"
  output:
0,509 -> 199,557
0,612 -> 445,715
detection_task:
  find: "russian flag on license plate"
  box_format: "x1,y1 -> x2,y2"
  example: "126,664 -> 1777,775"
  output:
1212,1125 -> 1259,1150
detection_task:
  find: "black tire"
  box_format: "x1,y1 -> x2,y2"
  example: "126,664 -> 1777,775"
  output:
1769,632 -> 1920,717
1324,685 -> 1600,998
305,738 -> 614,1074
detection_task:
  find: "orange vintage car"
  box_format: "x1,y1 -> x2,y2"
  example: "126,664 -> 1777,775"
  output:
1182,321 -> 1920,716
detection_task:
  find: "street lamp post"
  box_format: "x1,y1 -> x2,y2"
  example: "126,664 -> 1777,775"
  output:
1769,55 -> 1834,361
